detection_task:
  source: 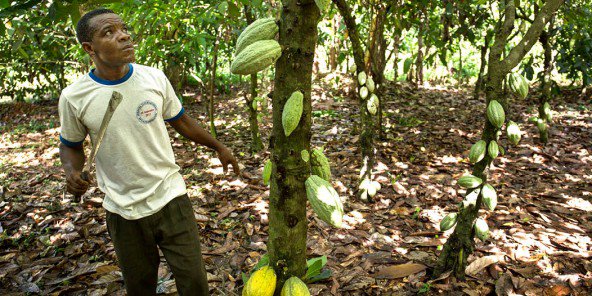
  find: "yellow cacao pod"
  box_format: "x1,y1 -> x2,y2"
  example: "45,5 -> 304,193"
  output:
231,40 -> 282,75
242,266 -> 277,296
281,276 -> 311,296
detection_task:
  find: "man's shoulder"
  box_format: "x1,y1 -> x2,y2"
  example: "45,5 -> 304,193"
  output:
61,73 -> 93,99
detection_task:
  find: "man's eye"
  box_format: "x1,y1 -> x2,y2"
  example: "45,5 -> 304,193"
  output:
105,30 -> 112,36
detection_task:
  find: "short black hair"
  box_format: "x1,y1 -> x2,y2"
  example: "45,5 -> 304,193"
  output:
76,8 -> 115,44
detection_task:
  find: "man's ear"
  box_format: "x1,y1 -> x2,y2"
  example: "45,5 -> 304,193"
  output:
82,42 -> 95,56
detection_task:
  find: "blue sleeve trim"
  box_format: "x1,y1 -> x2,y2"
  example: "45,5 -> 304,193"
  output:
60,135 -> 84,147
165,107 -> 185,122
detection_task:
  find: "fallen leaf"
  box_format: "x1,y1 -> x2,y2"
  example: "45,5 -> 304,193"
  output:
466,255 -> 503,276
373,263 -> 427,279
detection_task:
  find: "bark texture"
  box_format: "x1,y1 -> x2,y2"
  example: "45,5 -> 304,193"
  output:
435,0 -> 564,279
267,0 -> 320,292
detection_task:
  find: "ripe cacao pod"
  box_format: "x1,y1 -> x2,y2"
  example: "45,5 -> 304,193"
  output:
367,94 -> 378,115
282,91 -> 304,137
474,218 -> 489,241
366,77 -> 375,93
358,71 -> 367,86
543,102 -> 552,121
262,159 -> 272,186
359,86 -> 369,99
235,18 -> 279,56
458,175 -> 483,189
242,266 -> 277,296
231,40 -> 282,75
440,213 -> 458,231
481,183 -> 497,211
311,148 -> 331,182
488,140 -> 499,159
305,175 -> 344,228
487,100 -> 505,129
281,276 -> 311,296
506,121 -> 521,145
469,140 -> 487,164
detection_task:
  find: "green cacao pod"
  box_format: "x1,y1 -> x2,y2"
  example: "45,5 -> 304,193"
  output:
506,121 -> 521,145
367,181 -> 381,198
543,102 -> 553,121
359,86 -> 369,99
305,175 -> 344,228
508,73 -> 528,99
281,276 -> 311,296
231,40 -> 282,75
349,63 -> 357,74
366,77 -> 375,92
488,140 -> 499,159
537,119 -> 547,132
235,18 -> 279,56
314,0 -> 330,13
481,183 -> 497,211
474,218 -> 489,241
528,116 -> 539,123
262,159 -> 272,186
487,100 -> 505,129
469,140 -> 487,164
311,148 -> 331,182
367,94 -> 378,115
358,71 -> 367,86
458,175 -> 483,189
282,91 -> 304,137
440,213 -> 458,231
242,266 -> 277,296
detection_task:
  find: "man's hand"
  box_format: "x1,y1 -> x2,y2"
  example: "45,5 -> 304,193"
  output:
66,170 -> 91,196
216,146 -> 240,175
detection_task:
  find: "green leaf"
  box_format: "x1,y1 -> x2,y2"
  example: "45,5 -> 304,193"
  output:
305,269 -> 332,283
403,57 -> 414,75
252,254 -> 269,272
304,255 -> 327,279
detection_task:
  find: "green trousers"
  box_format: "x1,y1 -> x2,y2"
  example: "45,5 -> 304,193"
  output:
106,194 -> 209,296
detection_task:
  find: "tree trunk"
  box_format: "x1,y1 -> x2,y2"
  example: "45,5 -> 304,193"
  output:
208,29 -> 222,138
267,0 -> 320,292
415,9 -> 426,86
369,5 -> 388,140
537,20 -> 554,144
434,0 -> 564,279
333,0 -> 376,201
473,35 -> 490,100
245,6 -> 264,152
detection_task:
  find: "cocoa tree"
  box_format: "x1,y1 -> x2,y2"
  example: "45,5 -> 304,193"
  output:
434,0 -> 564,279
243,5 -> 264,152
267,0 -> 321,291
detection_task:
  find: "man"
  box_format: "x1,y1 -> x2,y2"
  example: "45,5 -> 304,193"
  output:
59,8 -> 239,296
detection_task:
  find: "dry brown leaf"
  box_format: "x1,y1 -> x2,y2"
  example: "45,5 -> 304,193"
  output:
373,262 -> 427,279
466,255 -> 503,276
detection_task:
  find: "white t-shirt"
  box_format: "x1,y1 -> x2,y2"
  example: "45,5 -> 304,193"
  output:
59,63 -> 187,220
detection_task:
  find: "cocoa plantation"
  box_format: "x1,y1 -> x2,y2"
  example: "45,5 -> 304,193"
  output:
1,0 -> 591,295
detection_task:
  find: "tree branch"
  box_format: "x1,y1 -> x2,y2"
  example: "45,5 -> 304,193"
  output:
501,0 -> 564,73
489,0 -> 516,66
332,0 -> 365,71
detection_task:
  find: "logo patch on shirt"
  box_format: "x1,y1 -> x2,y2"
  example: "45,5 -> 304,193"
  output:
136,100 -> 158,124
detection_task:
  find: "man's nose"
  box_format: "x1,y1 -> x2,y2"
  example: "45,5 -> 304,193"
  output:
118,30 -> 131,41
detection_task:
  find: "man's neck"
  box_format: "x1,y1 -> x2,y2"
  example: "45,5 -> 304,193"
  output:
93,64 -> 130,81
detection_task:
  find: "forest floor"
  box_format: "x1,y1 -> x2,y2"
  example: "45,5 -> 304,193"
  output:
0,76 -> 591,295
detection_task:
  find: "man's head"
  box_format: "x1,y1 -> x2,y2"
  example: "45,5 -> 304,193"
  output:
76,9 -> 135,68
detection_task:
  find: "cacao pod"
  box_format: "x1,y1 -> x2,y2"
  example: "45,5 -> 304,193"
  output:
282,91 -> 304,137
314,0 -> 330,13
349,63 -> 357,74
463,188 -> 480,207
440,213 -> 458,231
358,71 -> 367,86
506,121 -> 521,145
508,73 -> 528,99
481,183 -> 497,211
231,40 -> 282,75
359,86 -> 369,99
543,102 -> 553,121
366,77 -> 375,93
305,175 -> 344,228
367,94 -> 378,115
235,17 -> 279,56
242,266 -> 277,296
262,159 -> 272,186
281,276 -> 311,296
537,119 -> 547,132
458,175 -> 483,189
487,100 -> 505,129
528,116 -> 539,123
301,150 -> 310,162
474,218 -> 489,241
469,140 -> 487,164
488,140 -> 499,159
367,181 -> 381,198
311,148 -> 331,182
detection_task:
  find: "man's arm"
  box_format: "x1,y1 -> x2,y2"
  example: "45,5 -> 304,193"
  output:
168,113 -> 240,175
59,143 -> 91,196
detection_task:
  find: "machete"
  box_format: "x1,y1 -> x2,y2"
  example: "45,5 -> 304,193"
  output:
75,91 -> 123,201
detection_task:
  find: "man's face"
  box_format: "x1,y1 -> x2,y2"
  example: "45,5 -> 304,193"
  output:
83,13 -> 135,68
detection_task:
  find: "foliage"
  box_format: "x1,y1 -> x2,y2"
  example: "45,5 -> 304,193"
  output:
555,0 -> 592,87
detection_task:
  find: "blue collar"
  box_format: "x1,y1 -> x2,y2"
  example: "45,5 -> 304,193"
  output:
89,64 -> 134,85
